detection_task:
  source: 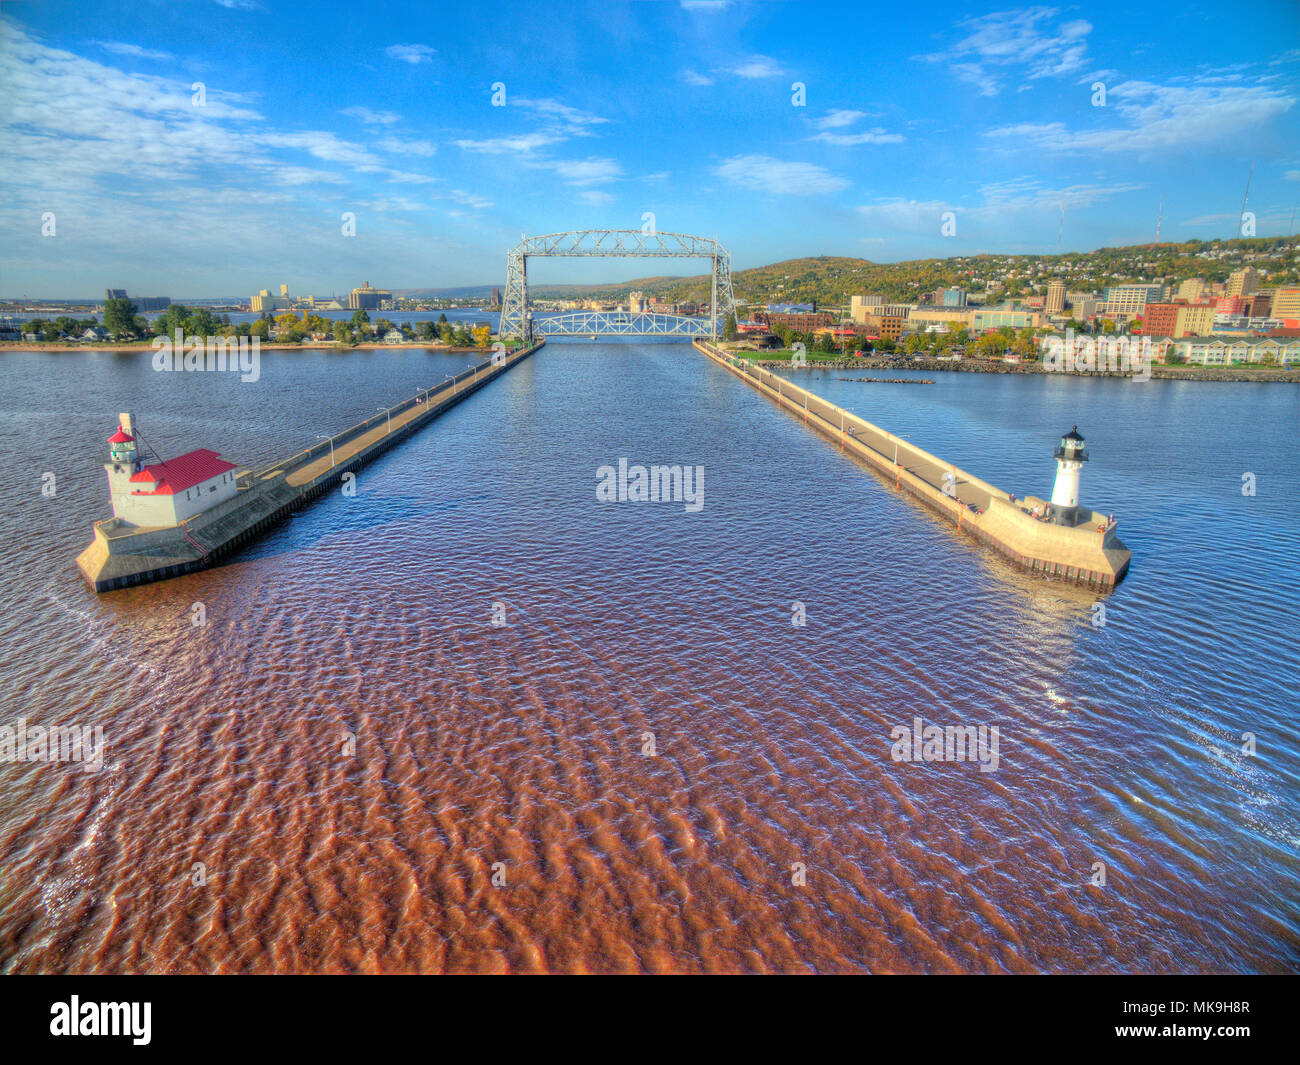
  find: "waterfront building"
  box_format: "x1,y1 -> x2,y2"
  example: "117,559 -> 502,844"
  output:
251,286 -> 291,313
1213,295 -> 1247,315
971,307 -> 1043,330
908,307 -> 971,331
1104,284 -> 1166,316
1270,286 -> 1300,323
856,308 -> 911,340
1177,278 -> 1208,301
1045,280 -> 1066,315
102,414 -> 238,528
1226,267 -> 1260,298
1173,335 -> 1300,365
1066,293 -> 1098,319
1210,315 -> 1283,335
766,311 -> 834,332
850,294 -> 884,324
1245,291 -> 1273,318
348,281 -> 393,311
928,287 -> 966,308
105,289 -> 170,311
1143,300 -> 1214,338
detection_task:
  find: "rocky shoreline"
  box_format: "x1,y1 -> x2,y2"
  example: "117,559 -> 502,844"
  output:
744,355 -> 1300,383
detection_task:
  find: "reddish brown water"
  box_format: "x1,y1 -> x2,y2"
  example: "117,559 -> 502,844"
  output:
1,345 -> 1296,972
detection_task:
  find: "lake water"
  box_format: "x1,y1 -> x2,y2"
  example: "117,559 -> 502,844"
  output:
0,342 -> 1294,973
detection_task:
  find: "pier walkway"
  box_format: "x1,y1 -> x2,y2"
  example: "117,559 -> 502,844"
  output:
695,340 -> 1130,588
78,343 -> 542,592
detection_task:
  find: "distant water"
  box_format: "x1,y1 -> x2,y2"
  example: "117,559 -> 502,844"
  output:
0,344 -> 1295,973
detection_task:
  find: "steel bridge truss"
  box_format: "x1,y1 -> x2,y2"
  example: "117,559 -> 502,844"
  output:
498,229 -> 736,342
532,311 -> 712,337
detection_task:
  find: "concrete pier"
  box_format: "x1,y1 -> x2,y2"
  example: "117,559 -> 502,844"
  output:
77,341 -> 544,592
695,340 -> 1131,589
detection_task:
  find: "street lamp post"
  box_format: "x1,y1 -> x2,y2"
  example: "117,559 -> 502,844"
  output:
377,407 -> 391,433
893,433 -> 910,471
316,433 -> 335,468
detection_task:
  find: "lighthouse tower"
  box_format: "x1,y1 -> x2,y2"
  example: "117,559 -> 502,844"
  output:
1050,426 -> 1087,525
104,413 -> 143,517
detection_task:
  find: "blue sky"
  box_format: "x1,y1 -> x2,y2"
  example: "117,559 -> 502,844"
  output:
1,0 -> 1298,297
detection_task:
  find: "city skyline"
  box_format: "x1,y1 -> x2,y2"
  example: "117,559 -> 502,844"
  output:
1,0 -> 1299,297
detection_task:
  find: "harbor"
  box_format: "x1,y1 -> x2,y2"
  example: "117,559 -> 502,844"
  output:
76,341 -> 543,592
697,340 -> 1132,588
5,340 -> 1293,975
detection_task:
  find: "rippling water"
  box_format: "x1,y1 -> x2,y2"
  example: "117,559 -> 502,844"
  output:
0,344 -> 1295,973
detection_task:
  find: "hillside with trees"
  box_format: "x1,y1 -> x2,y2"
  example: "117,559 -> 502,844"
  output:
525,236 -> 1300,310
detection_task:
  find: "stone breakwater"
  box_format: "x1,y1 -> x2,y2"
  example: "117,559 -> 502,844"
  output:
76,342 -> 544,592
698,341 -> 1132,589
837,377 -> 935,385
743,355 -> 1300,383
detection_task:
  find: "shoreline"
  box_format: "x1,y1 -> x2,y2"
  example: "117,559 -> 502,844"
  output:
0,341 -> 491,354
741,355 -> 1300,383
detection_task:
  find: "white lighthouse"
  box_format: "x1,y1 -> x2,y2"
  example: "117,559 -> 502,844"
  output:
1050,426 -> 1087,525
105,413 -> 144,509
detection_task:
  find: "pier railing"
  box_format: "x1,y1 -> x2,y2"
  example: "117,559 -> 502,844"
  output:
250,352 -> 518,481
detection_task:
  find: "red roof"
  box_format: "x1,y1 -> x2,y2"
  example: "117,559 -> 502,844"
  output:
129,448 -> 237,495
107,428 -> 134,443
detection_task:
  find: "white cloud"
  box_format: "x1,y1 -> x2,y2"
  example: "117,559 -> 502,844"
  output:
430,189 -> 493,210
728,55 -> 784,79
917,9 -> 1093,95
536,157 -> 623,186
815,109 -> 868,130
986,79 -> 1295,152
1286,170 -> 1300,181
681,1 -> 730,10
256,130 -> 385,170
92,41 -> 173,61
363,196 -> 430,213
855,180 -> 1141,234
713,154 -> 848,196
514,97 -> 608,135
810,129 -> 903,146
385,43 -> 436,65
456,97 -> 607,155
682,69 -> 714,87
376,136 -> 437,156
340,106 -> 401,126
455,132 -> 563,154
215,1 -> 265,9
805,109 -> 902,146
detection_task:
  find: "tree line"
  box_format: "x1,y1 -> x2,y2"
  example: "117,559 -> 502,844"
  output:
22,300 -> 492,348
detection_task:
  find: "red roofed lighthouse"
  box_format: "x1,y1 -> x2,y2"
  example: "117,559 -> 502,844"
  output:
104,413 -> 239,528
